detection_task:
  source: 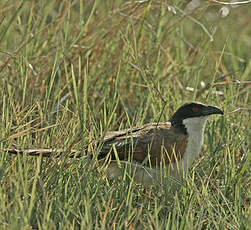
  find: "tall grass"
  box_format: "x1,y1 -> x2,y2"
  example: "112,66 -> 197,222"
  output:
0,0 -> 250,229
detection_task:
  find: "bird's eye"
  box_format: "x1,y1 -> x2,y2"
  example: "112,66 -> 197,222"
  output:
192,107 -> 199,113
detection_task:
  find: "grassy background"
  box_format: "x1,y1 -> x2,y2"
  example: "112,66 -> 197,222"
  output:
0,0 -> 250,229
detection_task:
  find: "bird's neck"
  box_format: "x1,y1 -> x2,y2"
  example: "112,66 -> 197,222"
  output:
180,116 -> 208,171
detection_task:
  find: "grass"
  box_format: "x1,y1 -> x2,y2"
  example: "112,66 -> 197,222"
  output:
0,0 -> 250,229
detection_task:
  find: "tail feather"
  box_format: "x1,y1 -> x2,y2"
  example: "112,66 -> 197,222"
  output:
4,148 -> 83,158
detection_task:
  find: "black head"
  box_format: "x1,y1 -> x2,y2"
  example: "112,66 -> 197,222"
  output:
170,102 -> 223,126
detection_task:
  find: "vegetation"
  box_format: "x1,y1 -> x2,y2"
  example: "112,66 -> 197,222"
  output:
0,0 -> 250,229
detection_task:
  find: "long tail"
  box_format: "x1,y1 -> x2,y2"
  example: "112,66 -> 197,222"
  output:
4,148 -> 83,158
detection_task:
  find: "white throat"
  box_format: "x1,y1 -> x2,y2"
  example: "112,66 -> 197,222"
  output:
172,116 -> 208,174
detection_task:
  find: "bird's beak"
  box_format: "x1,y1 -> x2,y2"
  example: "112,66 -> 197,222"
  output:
202,105 -> 224,116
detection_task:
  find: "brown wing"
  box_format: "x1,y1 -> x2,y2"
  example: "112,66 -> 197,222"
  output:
98,122 -> 188,168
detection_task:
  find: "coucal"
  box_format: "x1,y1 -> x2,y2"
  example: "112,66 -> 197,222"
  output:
97,102 -> 223,185
6,102 -> 223,186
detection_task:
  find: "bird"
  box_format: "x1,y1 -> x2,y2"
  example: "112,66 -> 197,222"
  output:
96,102 -> 224,186
5,102 -> 223,186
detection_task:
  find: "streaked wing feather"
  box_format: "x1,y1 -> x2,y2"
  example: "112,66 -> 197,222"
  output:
98,122 -> 187,167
